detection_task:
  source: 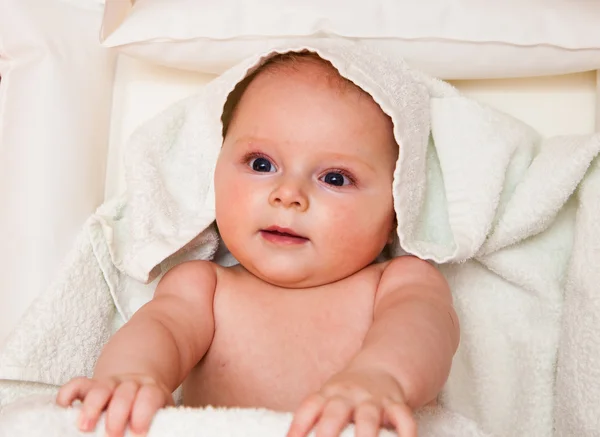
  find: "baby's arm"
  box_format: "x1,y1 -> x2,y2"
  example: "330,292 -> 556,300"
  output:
56,260 -> 217,437
354,255 -> 459,407
289,256 -> 459,437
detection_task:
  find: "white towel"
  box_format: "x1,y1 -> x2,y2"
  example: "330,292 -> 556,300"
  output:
0,39 -> 598,437
0,395 -> 491,437
554,157 -> 600,436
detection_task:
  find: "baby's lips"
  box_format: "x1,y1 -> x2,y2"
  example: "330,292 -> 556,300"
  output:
262,225 -> 308,239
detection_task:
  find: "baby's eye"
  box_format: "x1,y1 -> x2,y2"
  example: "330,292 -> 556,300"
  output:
249,157 -> 275,173
321,171 -> 352,187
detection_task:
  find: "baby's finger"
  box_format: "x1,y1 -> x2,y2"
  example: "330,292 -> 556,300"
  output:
314,397 -> 352,437
78,382 -> 116,432
383,400 -> 417,437
353,401 -> 382,437
56,377 -> 93,407
287,393 -> 326,437
129,384 -> 168,436
105,380 -> 140,437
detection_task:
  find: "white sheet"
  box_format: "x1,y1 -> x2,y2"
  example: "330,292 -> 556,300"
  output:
0,0 -> 117,346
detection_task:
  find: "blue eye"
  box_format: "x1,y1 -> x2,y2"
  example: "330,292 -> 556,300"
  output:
250,157 -> 275,173
322,172 -> 350,187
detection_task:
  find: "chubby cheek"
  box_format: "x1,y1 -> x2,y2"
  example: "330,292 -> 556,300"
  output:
215,168 -> 266,249
215,165 -> 249,240
315,193 -> 394,259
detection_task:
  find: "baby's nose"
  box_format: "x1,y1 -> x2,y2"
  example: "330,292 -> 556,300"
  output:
268,181 -> 309,211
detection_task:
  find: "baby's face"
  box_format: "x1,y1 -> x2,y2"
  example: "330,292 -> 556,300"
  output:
214,60 -> 398,288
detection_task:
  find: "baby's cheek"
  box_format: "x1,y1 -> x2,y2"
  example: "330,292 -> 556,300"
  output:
216,180 -> 248,230
217,177 -> 253,215
334,202 -> 393,250
322,208 -> 368,248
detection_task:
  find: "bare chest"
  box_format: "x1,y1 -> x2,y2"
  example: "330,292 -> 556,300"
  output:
183,267 -> 380,411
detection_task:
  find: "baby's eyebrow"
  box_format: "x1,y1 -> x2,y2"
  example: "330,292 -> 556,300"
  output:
319,152 -> 376,172
231,136 -> 275,149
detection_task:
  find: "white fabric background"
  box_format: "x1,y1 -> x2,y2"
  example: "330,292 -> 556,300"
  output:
0,0 -> 117,344
0,5 -> 598,347
597,71 -> 600,129
101,0 -> 600,79
1,42 -> 598,437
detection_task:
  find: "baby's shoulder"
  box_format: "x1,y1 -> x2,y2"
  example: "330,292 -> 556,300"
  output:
157,260 -> 218,296
380,255 -> 439,276
165,259 -> 217,279
377,255 -> 447,293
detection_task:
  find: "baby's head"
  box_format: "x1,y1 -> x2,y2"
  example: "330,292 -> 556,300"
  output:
215,52 -> 398,288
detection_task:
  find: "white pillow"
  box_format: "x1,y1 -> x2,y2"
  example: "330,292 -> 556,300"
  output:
0,0 -> 117,344
101,0 -> 600,79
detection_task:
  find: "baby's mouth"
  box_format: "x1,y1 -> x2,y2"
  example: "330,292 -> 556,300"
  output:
260,226 -> 309,245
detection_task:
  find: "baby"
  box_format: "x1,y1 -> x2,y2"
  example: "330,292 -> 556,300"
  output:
57,52 -> 460,437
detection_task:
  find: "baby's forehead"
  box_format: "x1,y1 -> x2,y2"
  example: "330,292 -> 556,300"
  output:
222,52 -> 373,137
221,51 -> 396,155
258,55 -> 363,94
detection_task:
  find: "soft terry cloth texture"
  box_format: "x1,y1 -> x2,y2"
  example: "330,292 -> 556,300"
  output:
0,395 -> 491,437
554,156 -> 600,436
0,39 -> 599,437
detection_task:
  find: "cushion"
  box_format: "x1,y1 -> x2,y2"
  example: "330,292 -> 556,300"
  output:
101,0 -> 600,79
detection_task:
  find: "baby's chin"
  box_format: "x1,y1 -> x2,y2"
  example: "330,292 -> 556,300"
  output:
242,260 -> 341,289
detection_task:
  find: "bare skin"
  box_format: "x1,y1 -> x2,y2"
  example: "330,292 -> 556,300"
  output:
57,55 -> 460,437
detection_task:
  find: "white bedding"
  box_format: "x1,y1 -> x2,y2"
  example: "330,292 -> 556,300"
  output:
1,7 -> 599,437
0,395 -> 490,437
1,40 -> 599,437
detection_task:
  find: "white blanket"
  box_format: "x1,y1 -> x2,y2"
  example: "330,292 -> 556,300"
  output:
0,39 -> 598,437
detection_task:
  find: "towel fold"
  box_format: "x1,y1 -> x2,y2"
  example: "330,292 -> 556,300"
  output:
1,39 -> 598,437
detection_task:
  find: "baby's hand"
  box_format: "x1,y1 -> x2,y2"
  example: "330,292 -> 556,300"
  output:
56,374 -> 174,437
287,368 -> 416,437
